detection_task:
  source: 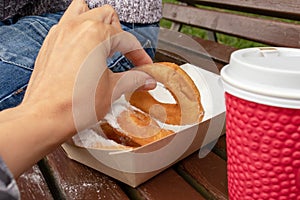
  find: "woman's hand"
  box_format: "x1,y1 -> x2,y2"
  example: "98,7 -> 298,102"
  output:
0,0 -> 156,177
22,0 -> 156,133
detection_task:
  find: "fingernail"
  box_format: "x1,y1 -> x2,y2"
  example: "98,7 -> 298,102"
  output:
144,78 -> 157,90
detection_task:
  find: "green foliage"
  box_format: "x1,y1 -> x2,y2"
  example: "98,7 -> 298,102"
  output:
216,33 -> 267,48
180,25 -> 208,39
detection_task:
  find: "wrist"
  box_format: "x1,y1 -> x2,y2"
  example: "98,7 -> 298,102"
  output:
19,99 -> 76,141
0,101 -> 76,177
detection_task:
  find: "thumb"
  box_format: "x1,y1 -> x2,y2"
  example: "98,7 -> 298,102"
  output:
111,70 -> 157,102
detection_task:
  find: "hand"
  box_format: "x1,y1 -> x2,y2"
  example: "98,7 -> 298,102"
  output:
0,0 -> 157,177
22,0 -> 156,133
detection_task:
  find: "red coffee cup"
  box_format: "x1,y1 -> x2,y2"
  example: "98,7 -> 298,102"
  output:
221,47 -> 300,200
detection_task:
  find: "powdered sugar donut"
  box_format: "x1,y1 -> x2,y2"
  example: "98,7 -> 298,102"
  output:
129,62 -> 204,125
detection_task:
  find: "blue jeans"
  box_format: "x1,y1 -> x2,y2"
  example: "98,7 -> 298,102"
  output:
0,13 -> 159,111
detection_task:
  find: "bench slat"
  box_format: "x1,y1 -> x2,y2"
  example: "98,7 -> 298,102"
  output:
163,3 -> 300,48
181,0 -> 300,20
212,135 -> 227,161
40,147 -> 130,200
178,152 -> 228,200
156,28 -> 225,73
137,169 -> 206,200
17,165 -> 53,200
191,36 -> 236,64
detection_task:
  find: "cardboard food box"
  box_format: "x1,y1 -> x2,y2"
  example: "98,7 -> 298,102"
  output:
62,63 -> 226,187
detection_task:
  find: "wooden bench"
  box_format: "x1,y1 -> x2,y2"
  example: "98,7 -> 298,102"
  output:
158,0 -> 300,71
16,164 -> 53,200
16,141 -> 227,200
16,1 -> 300,199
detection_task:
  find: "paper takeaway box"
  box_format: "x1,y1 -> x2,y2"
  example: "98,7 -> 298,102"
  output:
62,63 -> 226,187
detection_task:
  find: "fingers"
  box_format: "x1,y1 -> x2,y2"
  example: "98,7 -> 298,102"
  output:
111,70 -> 157,102
79,5 -> 121,29
109,32 -> 153,67
59,0 -> 89,24
60,1 -> 148,67
60,2 -> 121,30
125,49 -> 153,66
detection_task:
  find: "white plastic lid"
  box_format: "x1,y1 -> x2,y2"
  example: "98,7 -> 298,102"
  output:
221,47 -> 300,108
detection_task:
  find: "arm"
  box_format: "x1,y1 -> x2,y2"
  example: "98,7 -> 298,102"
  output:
0,0 -> 156,178
0,103 -> 74,177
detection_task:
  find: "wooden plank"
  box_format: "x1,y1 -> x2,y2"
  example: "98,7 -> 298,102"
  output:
170,22 -> 182,31
154,49 -> 188,65
191,36 -> 236,65
179,0 -> 300,20
156,28 -> 224,74
206,30 -> 217,42
155,47 -> 223,74
212,135 -> 227,161
178,152 -> 228,200
40,147 -> 129,200
163,3 -> 300,48
158,28 -> 236,65
136,169 -> 206,200
17,165 -> 53,200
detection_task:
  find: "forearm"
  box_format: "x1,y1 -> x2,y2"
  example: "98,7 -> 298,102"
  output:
0,0 -> 155,179
0,102 -> 75,177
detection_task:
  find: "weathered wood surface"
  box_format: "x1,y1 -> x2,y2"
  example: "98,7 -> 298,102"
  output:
136,169 -> 207,200
156,28 -> 228,74
178,152 -> 228,200
180,0 -> 300,20
17,165 -> 53,200
163,3 -> 300,48
40,147 -> 130,200
37,140 -> 227,200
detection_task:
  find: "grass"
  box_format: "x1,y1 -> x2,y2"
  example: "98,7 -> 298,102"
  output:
160,0 -> 267,49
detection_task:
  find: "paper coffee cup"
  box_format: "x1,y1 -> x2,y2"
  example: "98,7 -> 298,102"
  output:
221,47 -> 300,200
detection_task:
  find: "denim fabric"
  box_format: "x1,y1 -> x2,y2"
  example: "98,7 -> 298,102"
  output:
0,13 -> 160,111
0,12 -> 64,111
